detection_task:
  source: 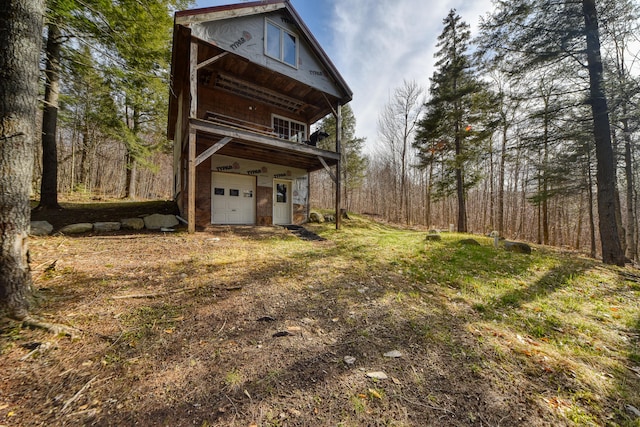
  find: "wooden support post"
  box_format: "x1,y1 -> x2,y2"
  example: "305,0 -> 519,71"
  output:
335,103 -> 342,230
187,40 -> 198,233
188,129 -> 196,233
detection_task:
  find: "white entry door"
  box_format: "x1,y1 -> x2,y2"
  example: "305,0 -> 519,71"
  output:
273,179 -> 292,225
211,173 -> 256,224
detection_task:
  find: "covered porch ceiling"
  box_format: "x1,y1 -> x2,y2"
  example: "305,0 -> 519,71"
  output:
191,118 -> 339,172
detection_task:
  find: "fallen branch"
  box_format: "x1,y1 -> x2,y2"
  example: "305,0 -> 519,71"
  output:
111,284 -> 242,300
21,316 -> 78,338
214,285 -> 243,291
20,341 -> 52,361
395,394 -> 453,415
111,287 -> 198,300
61,375 -> 98,413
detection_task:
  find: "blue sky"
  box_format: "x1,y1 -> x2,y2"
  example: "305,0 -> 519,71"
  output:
192,0 -> 495,150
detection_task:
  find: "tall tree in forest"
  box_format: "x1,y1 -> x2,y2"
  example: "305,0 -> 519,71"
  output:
489,72 -> 522,237
377,80 -> 423,224
415,10 -> 489,232
583,0 -> 625,265
600,0 -> 640,261
36,17 -> 63,210
36,0 -> 188,202
317,104 -> 368,211
0,0 -> 44,319
62,45 -> 124,190
479,0 -> 625,265
103,0 -> 186,199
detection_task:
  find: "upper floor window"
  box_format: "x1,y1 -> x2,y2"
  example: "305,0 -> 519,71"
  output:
265,19 -> 298,68
273,115 -> 306,142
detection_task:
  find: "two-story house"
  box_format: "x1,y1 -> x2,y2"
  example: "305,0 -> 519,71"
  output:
167,0 -> 353,232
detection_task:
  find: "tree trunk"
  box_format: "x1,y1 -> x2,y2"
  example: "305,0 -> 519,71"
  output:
455,127 -> 467,232
497,125 -> 507,236
0,0 -> 44,319
586,148 -> 597,258
36,21 -> 62,210
582,0 -> 625,266
622,118 -> 636,260
125,157 -> 138,199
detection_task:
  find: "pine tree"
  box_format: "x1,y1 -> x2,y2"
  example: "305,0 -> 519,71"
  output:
0,0 -> 45,319
415,10 -> 491,232
317,104 -> 368,212
478,0 -> 625,265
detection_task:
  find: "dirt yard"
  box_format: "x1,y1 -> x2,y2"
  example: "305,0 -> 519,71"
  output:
1,202 -> 638,426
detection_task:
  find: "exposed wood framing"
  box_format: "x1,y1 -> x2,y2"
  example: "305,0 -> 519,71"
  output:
215,73 -> 305,113
175,3 -> 285,26
188,40 -> 198,233
322,93 -> 338,117
197,52 -> 228,70
335,103 -> 342,230
318,156 -> 337,183
190,118 -> 339,160
195,137 -> 232,166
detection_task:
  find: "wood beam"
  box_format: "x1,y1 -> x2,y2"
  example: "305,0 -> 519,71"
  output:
197,52 -> 228,70
322,93 -> 338,117
335,103 -> 342,230
318,156 -> 337,183
187,41 -> 198,233
195,137 -> 232,166
189,118 -> 340,161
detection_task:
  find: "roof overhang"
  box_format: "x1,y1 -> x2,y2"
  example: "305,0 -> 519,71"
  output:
173,0 -> 351,97
168,1 -> 352,140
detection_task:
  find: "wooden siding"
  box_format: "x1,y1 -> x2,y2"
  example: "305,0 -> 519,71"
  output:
256,185 -> 272,225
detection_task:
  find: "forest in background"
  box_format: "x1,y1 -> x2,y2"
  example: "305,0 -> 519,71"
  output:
32,0 -> 640,262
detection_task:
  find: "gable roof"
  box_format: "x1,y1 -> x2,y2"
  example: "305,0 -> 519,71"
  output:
173,0 -> 352,104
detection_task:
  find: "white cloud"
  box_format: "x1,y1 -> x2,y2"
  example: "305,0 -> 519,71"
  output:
326,0 -> 494,151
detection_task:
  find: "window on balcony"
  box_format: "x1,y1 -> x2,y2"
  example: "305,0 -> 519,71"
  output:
273,115 -> 306,142
265,19 -> 298,68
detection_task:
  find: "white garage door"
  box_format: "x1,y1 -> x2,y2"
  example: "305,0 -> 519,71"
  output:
211,173 -> 256,224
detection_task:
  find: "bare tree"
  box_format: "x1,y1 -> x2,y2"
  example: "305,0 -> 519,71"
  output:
376,80 -> 423,224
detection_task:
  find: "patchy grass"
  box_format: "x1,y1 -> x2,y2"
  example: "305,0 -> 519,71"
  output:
1,213 -> 639,426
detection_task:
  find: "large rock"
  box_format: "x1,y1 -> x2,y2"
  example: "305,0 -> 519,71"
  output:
59,223 -> 93,234
120,218 -> 145,230
504,241 -> 532,254
459,238 -> 480,246
93,222 -> 121,232
309,212 -> 324,223
143,213 -> 179,230
30,221 -> 53,236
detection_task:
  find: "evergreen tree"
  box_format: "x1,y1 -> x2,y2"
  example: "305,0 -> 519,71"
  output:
0,0 -> 45,319
415,9 -> 492,232
102,0 -> 185,198
37,0 -> 188,202
478,0 -> 625,265
317,104 -> 368,211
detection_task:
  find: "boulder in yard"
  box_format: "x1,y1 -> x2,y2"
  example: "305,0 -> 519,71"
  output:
309,212 -> 324,223
93,222 -> 121,232
59,223 -> 93,234
143,214 -> 179,230
121,218 -> 145,230
30,221 -> 53,236
504,241 -> 532,254
459,238 -> 480,246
